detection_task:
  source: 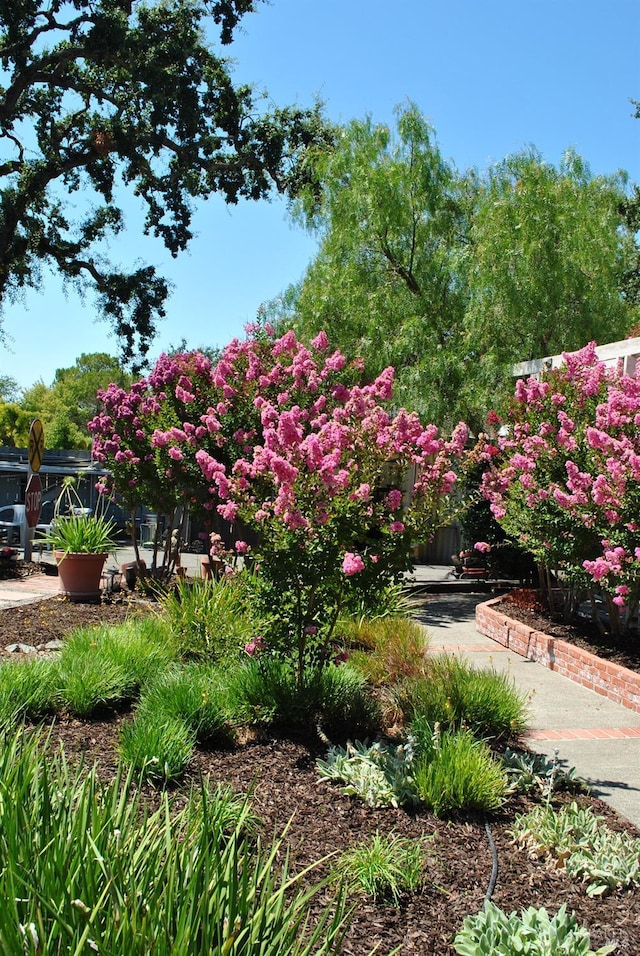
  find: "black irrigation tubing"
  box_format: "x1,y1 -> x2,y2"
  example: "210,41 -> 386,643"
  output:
483,819 -> 499,903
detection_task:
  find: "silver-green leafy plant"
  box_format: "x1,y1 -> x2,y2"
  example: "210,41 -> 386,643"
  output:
334,830 -> 428,904
317,739 -> 418,809
502,747 -> 588,799
453,901 -> 616,955
512,801 -> 640,896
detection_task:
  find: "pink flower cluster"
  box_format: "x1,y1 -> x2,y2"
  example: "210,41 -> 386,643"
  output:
91,326 -> 471,658
482,342 -> 640,607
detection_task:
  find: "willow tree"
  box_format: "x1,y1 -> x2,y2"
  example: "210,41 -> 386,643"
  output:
278,103 -> 637,430
461,148 -> 638,420
286,103 -> 469,426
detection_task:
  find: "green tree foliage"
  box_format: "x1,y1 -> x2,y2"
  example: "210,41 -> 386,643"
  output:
21,352 -> 130,448
288,103 -> 469,426
0,374 -> 20,403
0,402 -> 31,445
462,148 -> 638,420
277,104 -> 637,430
0,0 -> 333,367
618,100 -> 640,312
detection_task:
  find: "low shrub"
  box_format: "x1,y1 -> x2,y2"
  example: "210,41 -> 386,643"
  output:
317,739 -> 418,809
411,723 -> 508,817
396,653 -> 529,741
454,901 -> 615,955
334,830 -> 427,904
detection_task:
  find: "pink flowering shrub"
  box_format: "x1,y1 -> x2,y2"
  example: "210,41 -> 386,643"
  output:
91,326 -> 471,675
192,326 -> 470,681
89,351 -> 218,571
481,342 -> 640,632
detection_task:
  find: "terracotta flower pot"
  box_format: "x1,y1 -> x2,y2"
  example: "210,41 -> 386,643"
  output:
54,550 -> 108,603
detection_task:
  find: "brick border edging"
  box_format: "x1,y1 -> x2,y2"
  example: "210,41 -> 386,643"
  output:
476,596 -> 640,715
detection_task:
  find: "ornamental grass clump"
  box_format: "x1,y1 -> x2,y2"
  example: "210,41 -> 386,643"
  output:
0,728 -> 349,954
334,830 -> 427,904
0,657 -> 58,724
160,575 -> 259,662
318,725 -> 507,817
341,614 -> 431,685
227,657 -> 381,740
396,653 -> 529,741
55,653 -> 134,717
53,620 -> 177,716
411,722 -> 508,817
44,476 -> 119,554
134,663 -> 238,746
45,511 -> 118,554
119,710 -> 196,781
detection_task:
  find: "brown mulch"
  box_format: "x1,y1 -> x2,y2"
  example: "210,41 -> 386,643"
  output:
499,588 -> 640,675
0,564 -> 639,952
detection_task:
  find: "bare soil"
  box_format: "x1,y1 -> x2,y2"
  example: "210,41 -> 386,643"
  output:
0,563 -> 639,953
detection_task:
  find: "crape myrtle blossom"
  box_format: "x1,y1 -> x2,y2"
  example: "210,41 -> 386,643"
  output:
89,351 -> 221,563
91,326 -> 473,679
481,341 -> 640,622
190,327 -> 471,682
342,552 -> 365,576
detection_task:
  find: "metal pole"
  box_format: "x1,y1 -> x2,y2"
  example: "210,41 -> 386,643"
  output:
24,465 -> 33,563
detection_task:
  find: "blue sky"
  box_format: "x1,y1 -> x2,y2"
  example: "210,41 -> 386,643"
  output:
2,0 -> 639,392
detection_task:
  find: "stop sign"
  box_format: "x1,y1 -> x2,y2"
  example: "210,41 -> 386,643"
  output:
25,473 -> 43,529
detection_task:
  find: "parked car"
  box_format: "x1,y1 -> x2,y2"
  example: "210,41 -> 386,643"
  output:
0,504 -> 53,550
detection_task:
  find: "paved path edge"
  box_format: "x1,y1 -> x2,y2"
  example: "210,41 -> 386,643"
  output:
476,596 -> 640,715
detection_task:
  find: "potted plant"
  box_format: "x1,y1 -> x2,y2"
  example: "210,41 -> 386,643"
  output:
43,480 -> 118,602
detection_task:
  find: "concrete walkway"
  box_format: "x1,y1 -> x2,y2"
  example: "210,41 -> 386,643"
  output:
413,590 -> 640,830
2,560 -> 640,829
0,546 -> 205,609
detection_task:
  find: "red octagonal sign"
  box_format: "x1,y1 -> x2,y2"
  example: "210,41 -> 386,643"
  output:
25,473 -> 43,529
